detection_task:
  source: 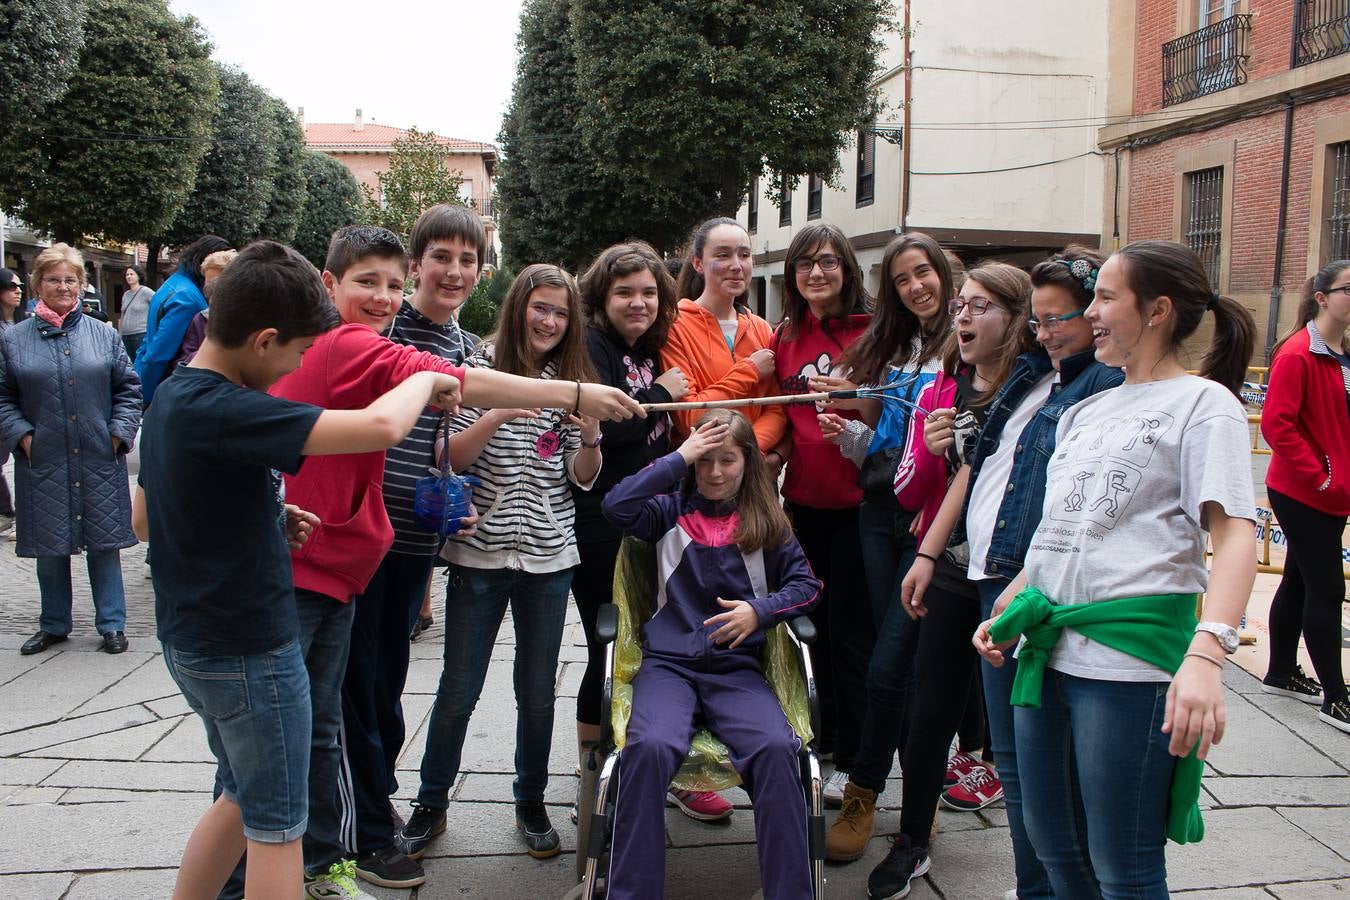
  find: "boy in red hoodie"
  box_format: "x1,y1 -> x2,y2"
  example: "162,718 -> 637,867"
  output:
263,226 -> 643,894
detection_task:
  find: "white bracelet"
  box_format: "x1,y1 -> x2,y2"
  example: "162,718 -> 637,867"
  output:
1183,651 -> 1224,670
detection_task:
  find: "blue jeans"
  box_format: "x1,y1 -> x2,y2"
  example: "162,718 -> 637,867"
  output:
36,550 -> 126,636
165,639 -> 312,843
417,564 -> 572,807
976,578 -> 1051,899
850,501 -> 919,793
1015,671 -> 1175,900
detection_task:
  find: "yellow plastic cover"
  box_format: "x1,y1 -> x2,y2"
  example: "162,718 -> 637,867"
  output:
610,536 -> 814,792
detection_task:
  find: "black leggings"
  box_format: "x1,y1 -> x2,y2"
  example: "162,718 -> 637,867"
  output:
899,580 -> 983,846
1267,488 -> 1348,703
573,537 -> 622,726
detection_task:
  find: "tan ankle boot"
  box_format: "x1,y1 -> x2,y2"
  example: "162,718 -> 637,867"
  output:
825,780 -> 876,861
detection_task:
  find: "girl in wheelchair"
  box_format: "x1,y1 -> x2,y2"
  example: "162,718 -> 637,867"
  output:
600,410 -> 823,899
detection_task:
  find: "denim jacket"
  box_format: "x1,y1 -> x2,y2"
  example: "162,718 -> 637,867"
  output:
952,347 -> 1123,579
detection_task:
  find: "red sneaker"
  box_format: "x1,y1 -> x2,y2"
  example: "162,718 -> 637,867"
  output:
941,764 -> 1005,812
666,788 -> 734,821
944,751 -> 981,788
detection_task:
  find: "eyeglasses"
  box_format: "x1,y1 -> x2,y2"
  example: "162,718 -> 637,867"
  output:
1027,308 -> 1086,334
792,254 -> 841,274
948,297 -> 1004,317
1325,285 -> 1350,297
41,276 -> 80,288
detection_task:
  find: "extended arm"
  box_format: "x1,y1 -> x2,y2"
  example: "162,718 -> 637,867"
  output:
303,371 -> 461,456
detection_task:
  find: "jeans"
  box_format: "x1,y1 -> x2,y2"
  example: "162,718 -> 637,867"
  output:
1015,671 -> 1175,900
417,564 -> 572,807
164,639 -> 311,843
976,577 -> 1051,899
36,550 -> 126,636
850,500 -> 919,793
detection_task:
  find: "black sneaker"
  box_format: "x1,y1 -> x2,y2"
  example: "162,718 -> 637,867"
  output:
353,845 -> 425,888
868,834 -> 931,900
1263,665 -> 1323,705
397,803 -> 446,861
1320,696 -> 1350,734
515,800 -> 561,859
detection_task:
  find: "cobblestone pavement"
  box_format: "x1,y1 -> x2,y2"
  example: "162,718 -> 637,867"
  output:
0,459 -> 1347,898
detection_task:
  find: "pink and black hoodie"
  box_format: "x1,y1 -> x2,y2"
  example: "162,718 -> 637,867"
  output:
602,451 -> 821,661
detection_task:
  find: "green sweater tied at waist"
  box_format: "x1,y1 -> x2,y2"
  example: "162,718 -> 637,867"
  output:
987,585 -> 1206,844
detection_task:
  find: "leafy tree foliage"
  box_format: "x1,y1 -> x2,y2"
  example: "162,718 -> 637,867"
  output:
256,98 -> 307,245
0,0 -> 217,244
0,0 -> 86,130
160,64 -> 279,248
497,0 -> 720,272
294,150 -> 364,270
363,128 -> 466,243
570,0 -> 888,216
459,266 -> 511,339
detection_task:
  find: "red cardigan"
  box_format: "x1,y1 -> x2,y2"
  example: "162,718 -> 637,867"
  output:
1261,323 -> 1350,515
270,323 -> 465,601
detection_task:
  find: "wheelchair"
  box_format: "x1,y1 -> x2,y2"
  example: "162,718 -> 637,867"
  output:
575,535 -> 826,899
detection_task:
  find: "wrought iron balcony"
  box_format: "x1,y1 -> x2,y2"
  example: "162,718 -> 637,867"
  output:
1294,0 -> 1350,66
1162,14 -> 1252,107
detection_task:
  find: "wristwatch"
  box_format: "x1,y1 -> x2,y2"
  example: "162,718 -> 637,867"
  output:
581,433 -> 603,449
1195,621 -> 1240,654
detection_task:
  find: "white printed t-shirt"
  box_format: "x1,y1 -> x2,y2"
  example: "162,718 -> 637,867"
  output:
1023,375 -> 1256,682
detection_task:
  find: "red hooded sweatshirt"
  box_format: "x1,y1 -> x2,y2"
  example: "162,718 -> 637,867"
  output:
270,322 -> 465,602
771,312 -> 871,509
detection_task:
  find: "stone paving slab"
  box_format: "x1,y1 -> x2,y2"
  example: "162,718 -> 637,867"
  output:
1168,807 -> 1350,891
1205,775 -> 1350,807
0,873 -> 77,899
21,715 -> 181,761
0,795 -> 206,874
1278,806 -> 1350,862
63,868 -> 179,898
1204,691 -> 1344,777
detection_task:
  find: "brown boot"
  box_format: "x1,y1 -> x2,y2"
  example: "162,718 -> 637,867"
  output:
825,780 -> 876,862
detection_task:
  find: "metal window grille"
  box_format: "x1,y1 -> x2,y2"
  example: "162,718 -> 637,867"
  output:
1185,167 -> 1225,288
1294,0 -> 1350,66
856,127 -> 875,207
779,174 -> 792,227
748,177 -> 759,234
1330,142 -> 1350,262
1162,14 -> 1252,106
808,175 -> 823,220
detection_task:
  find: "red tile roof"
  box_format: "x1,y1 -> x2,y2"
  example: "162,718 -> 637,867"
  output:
304,123 -> 497,156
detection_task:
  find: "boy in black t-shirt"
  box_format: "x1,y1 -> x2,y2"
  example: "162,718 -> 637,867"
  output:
132,242 -> 462,900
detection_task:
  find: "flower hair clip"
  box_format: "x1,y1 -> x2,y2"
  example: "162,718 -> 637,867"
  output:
1060,258 -> 1098,295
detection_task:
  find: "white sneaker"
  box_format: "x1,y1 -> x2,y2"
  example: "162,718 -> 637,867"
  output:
823,769 -> 850,807
305,859 -> 376,899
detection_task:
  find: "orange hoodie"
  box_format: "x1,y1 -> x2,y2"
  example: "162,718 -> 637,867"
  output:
662,298 -> 787,452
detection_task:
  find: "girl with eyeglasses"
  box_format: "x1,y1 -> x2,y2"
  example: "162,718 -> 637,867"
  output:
769,223 -> 872,804
1260,258 -> 1350,733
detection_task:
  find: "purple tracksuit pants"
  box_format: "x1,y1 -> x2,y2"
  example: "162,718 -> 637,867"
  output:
607,652 -> 812,900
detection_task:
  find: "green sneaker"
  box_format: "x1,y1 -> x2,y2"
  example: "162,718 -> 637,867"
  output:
305,859 -> 376,900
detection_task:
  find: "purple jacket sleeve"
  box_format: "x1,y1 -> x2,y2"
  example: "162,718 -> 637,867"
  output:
748,534 -> 821,628
601,451 -> 687,542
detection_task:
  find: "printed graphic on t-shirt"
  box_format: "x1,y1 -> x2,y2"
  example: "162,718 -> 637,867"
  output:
1042,410 -> 1176,535
270,468 -> 287,535
782,352 -> 840,411
624,353 -> 668,445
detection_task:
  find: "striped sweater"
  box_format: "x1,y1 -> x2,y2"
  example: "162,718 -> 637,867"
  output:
440,344 -> 599,572
382,303 -> 476,555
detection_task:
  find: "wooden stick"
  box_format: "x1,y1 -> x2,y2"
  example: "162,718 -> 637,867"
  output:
641,391 -> 838,412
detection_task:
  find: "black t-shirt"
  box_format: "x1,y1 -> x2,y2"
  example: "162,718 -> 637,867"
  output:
139,367 -> 323,655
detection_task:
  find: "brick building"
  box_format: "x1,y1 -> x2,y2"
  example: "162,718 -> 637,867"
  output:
1100,0 -> 1350,360
303,110 -> 501,267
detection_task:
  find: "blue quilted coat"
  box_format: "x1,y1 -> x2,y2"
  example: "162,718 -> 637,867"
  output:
0,307 -> 142,556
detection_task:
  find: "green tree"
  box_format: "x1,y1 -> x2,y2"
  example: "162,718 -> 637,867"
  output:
459,266 -> 511,339
570,0 -> 889,216
294,150 -> 364,270
497,0 -> 721,271
0,0 -> 217,244
0,0 -> 86,130
160,64 -> 279,248
256,97 -> 307,245
363,127 -> 466,242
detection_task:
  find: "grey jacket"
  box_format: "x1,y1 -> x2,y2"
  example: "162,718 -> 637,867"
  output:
0,308 -> 142,556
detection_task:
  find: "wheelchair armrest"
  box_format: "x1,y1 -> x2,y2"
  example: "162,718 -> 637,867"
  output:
787,615 -> 817,646
596,603 -> 619,644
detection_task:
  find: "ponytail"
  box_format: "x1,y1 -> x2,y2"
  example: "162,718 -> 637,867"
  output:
1201,294 -> 1256,396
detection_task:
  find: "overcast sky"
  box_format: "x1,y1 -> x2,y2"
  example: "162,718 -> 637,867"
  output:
168,0 -> 526,145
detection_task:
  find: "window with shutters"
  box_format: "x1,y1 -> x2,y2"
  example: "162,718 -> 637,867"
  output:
748,177 -> 759,234
856,127 -> 875,207
779,174 -> 792,227
1328,142 -> 1350,262
807,175 -> 823,219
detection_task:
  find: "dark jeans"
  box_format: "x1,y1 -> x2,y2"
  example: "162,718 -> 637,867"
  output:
1266,488 -> 1348,704
340,551 -> 437,854
1016,672 -> 1175,900
785,502 -> 872,770
573,537 -> 622,727
417,564 -> 572,807
850,500 -> 919,792
977,577 -> 1052,899
122,332 -> 144,363
36,550 -> 126,636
